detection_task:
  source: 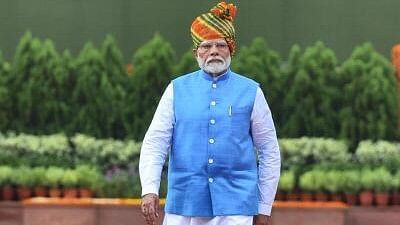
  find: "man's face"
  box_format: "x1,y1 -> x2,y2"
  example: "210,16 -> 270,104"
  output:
195,38 -> 231,76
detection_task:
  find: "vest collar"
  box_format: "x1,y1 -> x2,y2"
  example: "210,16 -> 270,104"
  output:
200,68 -> 230,82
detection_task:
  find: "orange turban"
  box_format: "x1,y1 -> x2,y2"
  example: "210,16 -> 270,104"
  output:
190,2 -> 237,55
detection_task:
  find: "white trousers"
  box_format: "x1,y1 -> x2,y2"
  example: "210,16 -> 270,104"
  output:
162,213 -> 253,225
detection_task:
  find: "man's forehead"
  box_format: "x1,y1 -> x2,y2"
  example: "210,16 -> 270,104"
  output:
201,39 -> 227,44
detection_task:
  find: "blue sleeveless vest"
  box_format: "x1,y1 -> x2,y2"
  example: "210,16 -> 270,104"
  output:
166,69 -> 259,216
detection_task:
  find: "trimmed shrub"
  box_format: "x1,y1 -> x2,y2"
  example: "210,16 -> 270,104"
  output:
127,34 -> 176,141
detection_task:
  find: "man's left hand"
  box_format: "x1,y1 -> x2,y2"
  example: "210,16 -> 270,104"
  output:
253,214 -> 272,225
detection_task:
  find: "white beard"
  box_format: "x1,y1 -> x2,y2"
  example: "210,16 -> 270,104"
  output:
197,55 -> 231,75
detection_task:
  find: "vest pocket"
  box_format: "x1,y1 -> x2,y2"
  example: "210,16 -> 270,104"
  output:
230,106 -> 251,128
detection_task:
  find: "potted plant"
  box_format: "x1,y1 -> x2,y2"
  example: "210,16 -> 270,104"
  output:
324,170 -> 344,202
299,171 -> 317,201
0,166 -> 14,201
313,170 -> 328,201
61,169 -> 78,198
44,167 -> 64,198
12,167 -> 36,200
76,165 -> 102,198
342,170 -> 361,205
373,167 -> 393,206
359,168 -> 375,206
393,171 -> 400,205
31,167 -> 48,197
278,170 -> 295,201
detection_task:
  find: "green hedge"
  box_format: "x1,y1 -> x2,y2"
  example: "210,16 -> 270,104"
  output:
0,32 -> 398,147
281,167 -> 400,195
1,133 -> 399,197
1,132 -> 399,173
0,133 -> 140,171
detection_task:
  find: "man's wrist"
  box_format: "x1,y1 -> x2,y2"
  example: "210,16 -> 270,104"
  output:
258,202 -> 272,216
142,193 -> 159,198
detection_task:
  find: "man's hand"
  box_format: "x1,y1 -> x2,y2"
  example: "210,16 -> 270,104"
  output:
253,214 -> 272,225
141,193 -> 160,225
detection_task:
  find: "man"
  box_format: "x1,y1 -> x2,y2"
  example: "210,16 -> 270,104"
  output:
139,2 -> 281,225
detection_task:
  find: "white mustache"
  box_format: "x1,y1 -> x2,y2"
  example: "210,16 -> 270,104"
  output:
206,57 -> 224,64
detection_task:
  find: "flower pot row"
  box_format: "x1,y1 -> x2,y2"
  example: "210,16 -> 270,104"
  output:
278,167 -> 400,206
1,185 -> 95,201
276,190 -> 400,206
0,165 -> 102,201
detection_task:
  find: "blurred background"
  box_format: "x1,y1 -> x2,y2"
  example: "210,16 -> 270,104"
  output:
0,1 -> 400,225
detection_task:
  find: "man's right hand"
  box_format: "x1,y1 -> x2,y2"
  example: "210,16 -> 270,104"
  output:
141,193 -> 160,225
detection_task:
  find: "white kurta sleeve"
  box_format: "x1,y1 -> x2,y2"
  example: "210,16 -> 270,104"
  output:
139,82 -> 174,196
251,87 -> 281,216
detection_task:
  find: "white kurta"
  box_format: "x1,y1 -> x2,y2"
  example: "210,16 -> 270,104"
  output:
139,74 -> 281,225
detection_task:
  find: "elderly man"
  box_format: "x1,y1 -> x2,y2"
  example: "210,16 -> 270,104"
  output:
139,2 -> 280,225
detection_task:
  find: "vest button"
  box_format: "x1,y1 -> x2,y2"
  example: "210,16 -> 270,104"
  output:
212,83 -> 217,88
210,101 -> 216,106
208,158 -> 214,164
209,138 -> 215,144
208,178 -> 214,183
210,119 -> 215,124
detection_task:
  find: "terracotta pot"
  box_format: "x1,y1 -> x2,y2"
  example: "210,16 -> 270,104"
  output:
344,193 -> 358,205
392,191 -> 400,205
33,187 -> 48,197
330,193 -> 343,202
48,188 -> 62,198
375,192 -> 389,206
359,191 -> 374,206
16,187 -> 32,200
1,185 -> 15,201
63,188 -> 78,198
286,192 -> 300,201
300,192 -> 314,201
79,188 -> 94,198
315,192 -> 328,202
345,194 -> 357,205
274,191 -> 285,201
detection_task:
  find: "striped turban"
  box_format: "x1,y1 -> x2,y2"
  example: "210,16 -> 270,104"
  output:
191,2 -> 237,55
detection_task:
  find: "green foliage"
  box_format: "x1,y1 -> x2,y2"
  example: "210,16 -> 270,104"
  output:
44,167 -> 64,188
1,34 -> 398,147
279,137 -> 350,171
72,42 -> 112,138
128,33 -> 176,140
372,167 -> 393,192
71,133 -> 141,171
75,165 -> 102,191
0,51 -> 11,131
232,38 -> 284,130
393,171 -> 400,190
0,166 -> 13,186
58,50 -> 77,135
360,168 -> 375,191
0,133 -> 72,167
9,32 -> 68,134
355,140 -> 400,172
341,170 -> 361,194
99,168 -> 141,198
100,35 -> 128,139
31,167 -> 47,187
338,43 -> 398,149
279,170 -> 295,193
323,170 -> 345,194
0,132 -> 141,170
61,169 -> 78,188
174,48 -> 198,76
299,170 -> 324,193
282,41 -> 340,137
12,166 -> 35,187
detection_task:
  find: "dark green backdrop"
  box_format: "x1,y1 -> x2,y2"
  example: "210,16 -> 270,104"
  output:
0,0 -> 399,61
